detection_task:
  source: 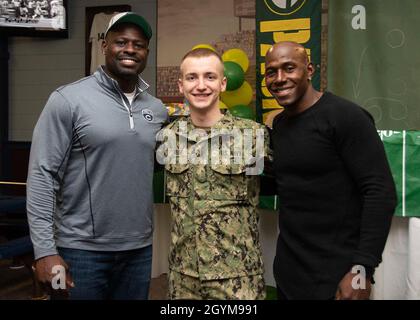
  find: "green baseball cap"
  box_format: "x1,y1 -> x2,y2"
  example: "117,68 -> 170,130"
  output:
105,12 -> 152,40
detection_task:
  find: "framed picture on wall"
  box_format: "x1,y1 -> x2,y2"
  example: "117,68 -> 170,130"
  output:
85,5 -> 131,76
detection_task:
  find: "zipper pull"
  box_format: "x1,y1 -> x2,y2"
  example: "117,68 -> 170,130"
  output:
129,111 -> 134,129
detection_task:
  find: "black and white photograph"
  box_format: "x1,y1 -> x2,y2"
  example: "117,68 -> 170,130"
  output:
0,0 -> 65,29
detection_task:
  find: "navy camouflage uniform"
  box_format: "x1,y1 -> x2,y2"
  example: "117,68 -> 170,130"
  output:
162,111 -> 269,300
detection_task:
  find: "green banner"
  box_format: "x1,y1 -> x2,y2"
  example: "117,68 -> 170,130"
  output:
328,0 -> 420,130
256,0 -> 321,123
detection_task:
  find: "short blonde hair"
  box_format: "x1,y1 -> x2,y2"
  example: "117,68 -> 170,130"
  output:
179,48 -> 225,77
180,48 -> 223,64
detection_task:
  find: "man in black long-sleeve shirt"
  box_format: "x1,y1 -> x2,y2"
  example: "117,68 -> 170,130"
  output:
265,41 -> 397,300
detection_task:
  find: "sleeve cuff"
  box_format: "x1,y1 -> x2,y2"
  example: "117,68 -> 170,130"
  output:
34,247 -> 58,260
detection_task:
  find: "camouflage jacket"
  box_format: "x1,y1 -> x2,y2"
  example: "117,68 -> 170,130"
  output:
160,111 -> 269,280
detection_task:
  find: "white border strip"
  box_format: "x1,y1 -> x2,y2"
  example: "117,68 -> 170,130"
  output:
402,130 -> 406,217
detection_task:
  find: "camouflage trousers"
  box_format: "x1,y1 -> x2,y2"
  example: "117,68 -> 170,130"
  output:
168,270 -> 266,300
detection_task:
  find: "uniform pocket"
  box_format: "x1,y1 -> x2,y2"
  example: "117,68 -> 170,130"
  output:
165,163 -> 190,197
209,162 -> 248,200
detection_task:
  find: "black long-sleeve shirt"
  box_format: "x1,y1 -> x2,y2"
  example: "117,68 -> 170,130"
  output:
271,92 -> 397,299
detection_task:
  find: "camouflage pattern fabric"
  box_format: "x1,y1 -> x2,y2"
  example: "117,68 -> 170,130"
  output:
163,111 -> 270,282
168,270 -> 266,300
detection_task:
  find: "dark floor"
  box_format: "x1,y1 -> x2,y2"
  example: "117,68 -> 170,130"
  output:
0,258 -> 168,300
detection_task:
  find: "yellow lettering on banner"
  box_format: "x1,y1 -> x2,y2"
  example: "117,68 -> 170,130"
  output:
260,44 -> 272,57
273,30 -> 310,44
260,63 -> 265,75
263,99 -> 282,109
262,86 -> 272,97
260,19 -> 310,33
305,48 -> 311,61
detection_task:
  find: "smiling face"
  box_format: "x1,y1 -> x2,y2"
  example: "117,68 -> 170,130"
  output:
265,42 -> 314,110
178,54 -> 227,113
102,23 -> 149,90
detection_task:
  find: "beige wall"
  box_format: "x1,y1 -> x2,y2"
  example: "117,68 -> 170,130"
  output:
8,0 -> 157,141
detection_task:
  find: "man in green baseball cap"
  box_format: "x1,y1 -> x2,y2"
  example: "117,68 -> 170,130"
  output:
105,12 -> 152,40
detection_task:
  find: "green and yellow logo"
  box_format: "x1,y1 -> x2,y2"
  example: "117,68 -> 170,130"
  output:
264,0 -> 306,16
